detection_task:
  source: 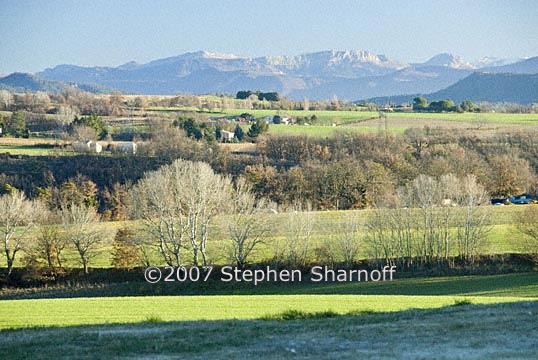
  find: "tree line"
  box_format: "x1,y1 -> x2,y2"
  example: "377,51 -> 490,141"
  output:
2,126 -> 538,215
412,96 -> 477,112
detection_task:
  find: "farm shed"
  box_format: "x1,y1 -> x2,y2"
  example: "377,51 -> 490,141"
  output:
72,140 -> 102,153
117,141 -> 137,154
220,130 -> 235,142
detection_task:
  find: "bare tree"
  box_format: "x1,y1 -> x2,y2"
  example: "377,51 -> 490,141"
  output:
57,105 -> 79,125
0,90 -> 13,110
366,173 -> 490,268
337,212 -> 362,268
454,175 -> 490,263
130,159 -> 232,266
517,205 -> 538,260
130,164 -> 187,266
284,202 -> 315,268
179,160 -> 232,266
366,205 -> 418,267
403,174 -> 443,263
61,203 -> 102,274
71,125 -> 98,142
26,206 -> 66,271
0,190 -> 35,279
227,178 -> 270,268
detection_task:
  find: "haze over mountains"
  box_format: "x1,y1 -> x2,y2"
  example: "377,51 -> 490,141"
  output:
1,50 -> 538,104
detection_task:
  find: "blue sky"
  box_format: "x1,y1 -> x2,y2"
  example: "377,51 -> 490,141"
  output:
0,0 -> 537,74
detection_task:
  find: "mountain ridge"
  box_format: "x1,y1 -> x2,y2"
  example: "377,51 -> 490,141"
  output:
368,72 -> 538,105
2,50 -> 536,103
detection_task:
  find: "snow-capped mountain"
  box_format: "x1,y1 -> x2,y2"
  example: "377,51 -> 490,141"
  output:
1,50 -> 531,100
414,53 -> 474,69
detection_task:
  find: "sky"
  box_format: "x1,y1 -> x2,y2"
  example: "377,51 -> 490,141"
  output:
1,0 -> 537,74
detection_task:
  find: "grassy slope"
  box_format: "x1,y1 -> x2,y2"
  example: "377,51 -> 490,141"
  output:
1,272 -> 537,330
0,205 -> 530,269
386,112 -> 538,124
226,110 -> 538,137
0,301 -> 536,359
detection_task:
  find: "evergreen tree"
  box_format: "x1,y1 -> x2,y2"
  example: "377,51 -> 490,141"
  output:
247,119 -> 269,138
234,124 -> 245,141
111,227 -> 140,269
8,111 -> 28,138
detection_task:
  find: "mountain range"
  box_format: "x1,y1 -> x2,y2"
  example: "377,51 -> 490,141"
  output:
1,50 -> 537,103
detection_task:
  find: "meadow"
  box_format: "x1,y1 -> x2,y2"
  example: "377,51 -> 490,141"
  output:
1,272 -> 537,329
0,205 -> 531,269
150,107 -> 538,138
263,111 -> 538,137
0,273 -> 536,359
3,110 -> 538,156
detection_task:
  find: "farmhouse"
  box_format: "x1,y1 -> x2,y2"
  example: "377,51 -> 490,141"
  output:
220,130 -> 235,142
117,141 -> 137,154
72,140 -> 102,153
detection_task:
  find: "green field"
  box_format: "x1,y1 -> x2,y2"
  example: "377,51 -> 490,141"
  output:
0,205 -> 531,269
2,301 -> 535,359
0,294 -> 531,330
1,272 -> 537,330
0,144 -> 65,156
267,124 -> 401,137
0,273 -> 537,359
229,110 -> 538,137
386,111 -> 538,124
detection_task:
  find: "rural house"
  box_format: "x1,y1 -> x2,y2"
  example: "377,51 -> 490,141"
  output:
220,130 -> 235,142
72,140 -> 102,153
117,141 -> 137,154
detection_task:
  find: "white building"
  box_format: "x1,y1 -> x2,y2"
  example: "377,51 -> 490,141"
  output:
220,130 -> 235,142
72,140 -> 102,153
118,141 -> 137,154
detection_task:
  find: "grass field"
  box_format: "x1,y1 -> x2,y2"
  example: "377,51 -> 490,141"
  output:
386,111 -> 538,124
0,294 -> 531,330
0,273 -> 537,359
0,144 -> 65,156
149,106 -> 538,126
0,205 -> 531,269
267,124 -> 399,136
0,301 -> 536,359
1,272 -> 537,329
237,110 -> 538,137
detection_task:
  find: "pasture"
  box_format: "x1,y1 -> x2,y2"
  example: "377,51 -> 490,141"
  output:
1,302 -> 536,359
0,273 -> 537,359
1,272 -> 537,329
0,205 -> 532,269
0,294 -> 532,330
233,110 -> 538,137
145,106 -> 538,137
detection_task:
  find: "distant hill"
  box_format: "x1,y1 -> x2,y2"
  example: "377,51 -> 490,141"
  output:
0,72 -> 110,94
427,72 -> 538,104
413,53 -> 473,69
368,72 -> 538,105
35,50 -> 518,100
0,72 -> 66,92
2,50 -> 537,102
482,56 -> 538,74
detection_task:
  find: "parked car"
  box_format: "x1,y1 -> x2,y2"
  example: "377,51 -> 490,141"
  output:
491,198 -> 508,206
508,194 -> 533,204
